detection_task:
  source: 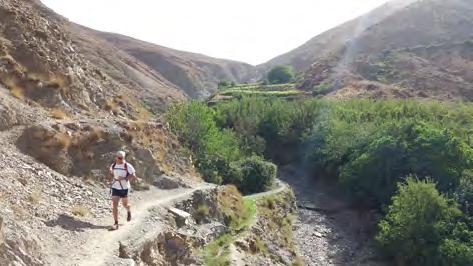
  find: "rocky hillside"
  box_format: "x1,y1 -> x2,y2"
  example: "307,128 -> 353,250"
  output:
96,32 -> 259,98
262,0 -> 473,100
0,0 -> 200,264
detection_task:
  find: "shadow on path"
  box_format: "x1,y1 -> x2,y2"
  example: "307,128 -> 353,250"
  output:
44,214 -> 110,232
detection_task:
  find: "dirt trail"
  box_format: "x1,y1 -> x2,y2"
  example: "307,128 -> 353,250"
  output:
279,165 -> 387,266
46,184 -> 212,266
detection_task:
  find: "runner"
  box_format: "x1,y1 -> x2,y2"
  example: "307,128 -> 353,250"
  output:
107,151 -> 136,230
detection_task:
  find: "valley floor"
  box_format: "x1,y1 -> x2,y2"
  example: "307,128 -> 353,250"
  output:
280,165 -> 388,266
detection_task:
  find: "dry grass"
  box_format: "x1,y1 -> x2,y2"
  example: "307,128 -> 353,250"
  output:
50,108 -> 70,120
47,74 -> 69,89
217,185 -> 245,227
104,99 -> 117,112
292,256 -> 304,266
26,72 -> 48,83
55,132 -> 72,149
11,204 -> 26,219
10,85 -> 25,99
29,191 -> 41,204
71,127 -> 104,151
1,76 -> 25,99
253,235 -> 268,254
71,205 -> 89,217
256,191 -> 298,258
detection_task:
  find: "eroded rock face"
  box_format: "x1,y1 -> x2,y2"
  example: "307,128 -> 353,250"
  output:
176,189 -> 222,225
0,226 -> 44,266
0,104 -> 19,131
118,227 -> 202,265
16,120 -> 195,182
0,89 -> 40,131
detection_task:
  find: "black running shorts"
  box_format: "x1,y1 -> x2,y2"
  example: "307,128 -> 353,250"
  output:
111,188 -> 129,198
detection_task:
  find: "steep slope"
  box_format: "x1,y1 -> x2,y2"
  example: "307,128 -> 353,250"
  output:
262,0 -> 419,72
95,32 -> 259,98
0,0 -> 186,117
0,1 -> 199,264
263,0 -> 473,100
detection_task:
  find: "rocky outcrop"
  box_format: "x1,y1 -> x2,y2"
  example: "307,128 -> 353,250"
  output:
231,188 -> 300,265
16,120 -> 196,181
0,0 -> 186,117
154,174 -> 191,190
116,186 -> 232,266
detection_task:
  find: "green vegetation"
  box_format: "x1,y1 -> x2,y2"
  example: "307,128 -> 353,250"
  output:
168,91 -> 473,264
267,65 -> 295,84
203,196 -> 256,265
214,82 -> 304,100
377,178 -> 473,265
218,80 -> 235,90
312,82 -> 332,95
254,191 -> 298,259
166,101 -> 276,194
214,97 -> 473,264
228,156 -> 276,194
203,233 -> 233,266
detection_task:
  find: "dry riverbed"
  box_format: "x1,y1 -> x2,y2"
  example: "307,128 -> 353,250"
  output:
280,165 -> 388,266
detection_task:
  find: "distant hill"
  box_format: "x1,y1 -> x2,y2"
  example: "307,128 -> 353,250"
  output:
95,32 -> 259,98
261,0 -> 473,100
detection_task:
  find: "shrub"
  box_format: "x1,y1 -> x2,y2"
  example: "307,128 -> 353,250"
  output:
218,80 -> 235,90
71,205 -> 89,217
440,237 -> 473,265
1,76 -> 24,99
312,82 -> 332,95
231,156 -> 276,194
50,108 -> 70,120
339,122 -> 470,206
267,65 -> 295,84
455,170 -> 473,216
29,191 -> 41,204
376,177 -> 462,265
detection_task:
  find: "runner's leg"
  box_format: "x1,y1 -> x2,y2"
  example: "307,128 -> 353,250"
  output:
112,196 -> 120,224
122,196 -> 131,221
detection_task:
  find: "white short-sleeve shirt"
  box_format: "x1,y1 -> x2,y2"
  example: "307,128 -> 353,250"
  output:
110,162 -> 136,190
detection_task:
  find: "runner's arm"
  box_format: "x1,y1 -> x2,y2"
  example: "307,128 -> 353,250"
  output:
107,166 -> 113,181
126,163 -> 136,181
126,173 -> 136,181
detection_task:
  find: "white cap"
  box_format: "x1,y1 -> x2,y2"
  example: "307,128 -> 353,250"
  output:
117,151 -> 126,158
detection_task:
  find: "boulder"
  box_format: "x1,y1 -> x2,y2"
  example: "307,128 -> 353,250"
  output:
168,208 -> 191,227
153,175 -> 189,189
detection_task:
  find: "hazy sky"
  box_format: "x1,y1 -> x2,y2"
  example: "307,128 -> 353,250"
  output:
41,0 -> 389,65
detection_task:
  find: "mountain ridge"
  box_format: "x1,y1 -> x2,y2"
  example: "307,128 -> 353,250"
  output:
91,29 -> 259,98
261,0 -> 473,100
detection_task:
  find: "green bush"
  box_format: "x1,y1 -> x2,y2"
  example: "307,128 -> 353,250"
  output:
267,65 -> 295,84
376,178 -> 463,265
454,170 -> 473,216
230,156 -> 276,194
312,82 -> 332,95
218,80 -> 235,90
166,101 -> 240,184
440,232 -> 473,265
166,101 -> 276,193
339,122 -> 470,206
